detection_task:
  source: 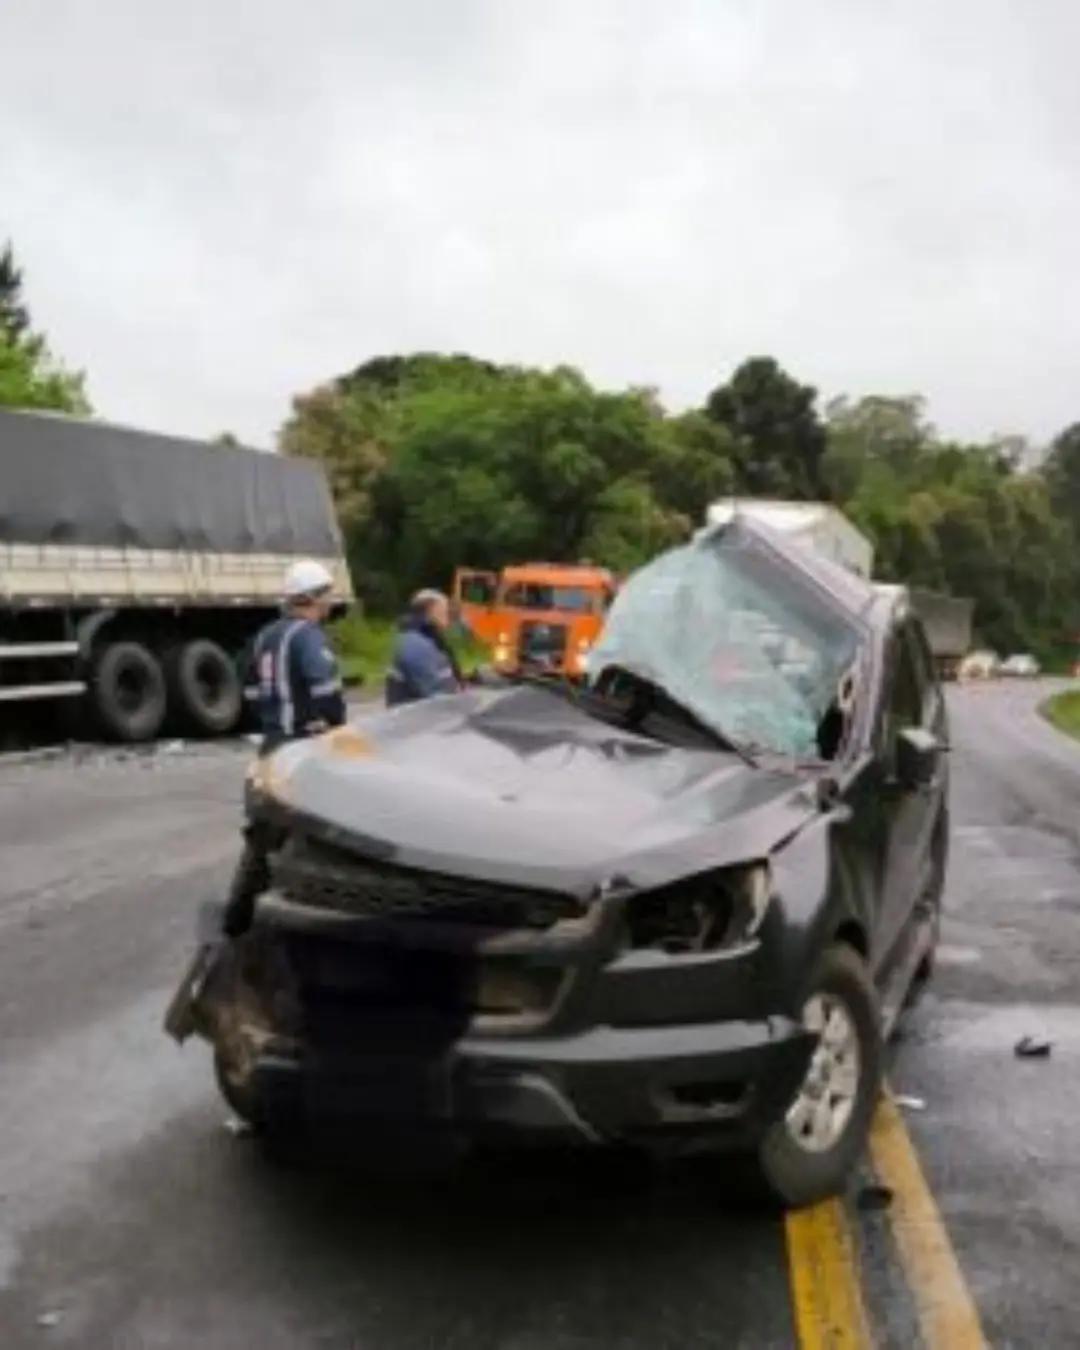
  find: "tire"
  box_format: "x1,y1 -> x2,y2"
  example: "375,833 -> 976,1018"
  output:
757,944 -> 882,1208
167,638 -> 242,735
91,640 -> 167,742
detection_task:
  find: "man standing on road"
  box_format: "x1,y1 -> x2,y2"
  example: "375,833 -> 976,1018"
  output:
220,558 -> 347,938
246,559 -> 347,752
385,588 -> 463,706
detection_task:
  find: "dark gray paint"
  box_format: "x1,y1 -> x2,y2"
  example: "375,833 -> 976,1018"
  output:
0,408 -> 341,556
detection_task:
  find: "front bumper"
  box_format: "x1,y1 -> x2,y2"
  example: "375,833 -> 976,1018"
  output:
203,880 -> 817,1155
251,1013 -> 814,1153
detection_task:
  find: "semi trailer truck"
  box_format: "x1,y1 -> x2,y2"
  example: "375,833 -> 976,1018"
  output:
0,408 -> 351,743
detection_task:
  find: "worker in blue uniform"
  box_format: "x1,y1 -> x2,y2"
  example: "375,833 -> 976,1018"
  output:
221,559 -> 346,937
247,559 -> 347,751
385,589 -> 463,706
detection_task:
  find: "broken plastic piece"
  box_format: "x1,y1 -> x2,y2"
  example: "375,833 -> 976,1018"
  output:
162,943 -> 218,1043
894,1093 -> 927,1112
223,1116 -> 253,1138
36,1310 -> 63,1329
857,1184 -> 894,1212
1014,1035 -> 1052,1059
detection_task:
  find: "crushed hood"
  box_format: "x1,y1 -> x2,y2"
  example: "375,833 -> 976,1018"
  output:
267,687 -> 818,897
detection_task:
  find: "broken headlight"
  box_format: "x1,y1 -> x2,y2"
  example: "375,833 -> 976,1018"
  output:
625,863 -> 771,954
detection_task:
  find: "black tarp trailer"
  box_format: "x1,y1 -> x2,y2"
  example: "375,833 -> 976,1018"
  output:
0,408 -> 351,742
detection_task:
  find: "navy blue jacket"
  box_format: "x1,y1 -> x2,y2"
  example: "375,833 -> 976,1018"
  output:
247,616 -> 346,749
385,617 -> 460,707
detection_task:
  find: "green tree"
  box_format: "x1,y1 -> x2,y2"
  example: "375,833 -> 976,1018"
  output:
0,241 -> 30,340
653,411 -> 739,523
283,347 -> 1080,663
1044,424 -> 1080,534
0,241 -> 89,414
822,394 -> 931,499
281,355 -> 687,607
705,357 -> 826,497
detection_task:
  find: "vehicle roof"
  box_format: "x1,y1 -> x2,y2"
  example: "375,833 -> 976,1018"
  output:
702,514 -> 889,629
501,564 -> 612,586
707,498 -> 842,530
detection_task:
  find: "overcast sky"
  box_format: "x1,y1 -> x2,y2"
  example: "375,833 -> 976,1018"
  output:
3,0 -> 1078,449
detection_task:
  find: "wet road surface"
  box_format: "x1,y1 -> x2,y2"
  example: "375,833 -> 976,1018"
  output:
0,681 -> 1076,1347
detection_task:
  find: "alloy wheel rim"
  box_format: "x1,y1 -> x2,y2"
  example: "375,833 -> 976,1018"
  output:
785,992 -> 860,1153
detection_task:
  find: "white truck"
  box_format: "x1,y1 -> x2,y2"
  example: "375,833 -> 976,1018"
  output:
704,497 -> 973,677
705,498 -> 874,577
0,408 -> 351,743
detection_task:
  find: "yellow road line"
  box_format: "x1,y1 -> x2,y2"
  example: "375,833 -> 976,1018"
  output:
869,1092 -> 988,1350
785,1197 -> 874,1349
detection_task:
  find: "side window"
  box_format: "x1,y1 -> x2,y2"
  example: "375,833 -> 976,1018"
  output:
460,576 -> 494,605
907,617 -> 944,730
883,626 -> 922,758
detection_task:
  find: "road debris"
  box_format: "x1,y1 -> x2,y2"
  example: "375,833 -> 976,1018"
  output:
223,1116 -> 254,1138
893,1093 -> 928,1112
857,1183 -> 894,1212
36,1310 -> 64,1329
1014,1035 -> 1053,1059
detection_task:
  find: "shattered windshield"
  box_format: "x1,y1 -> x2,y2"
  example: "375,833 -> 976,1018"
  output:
587,529 -> 866,758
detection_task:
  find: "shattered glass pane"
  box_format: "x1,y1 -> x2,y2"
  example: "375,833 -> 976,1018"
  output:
588,529 -> 865,758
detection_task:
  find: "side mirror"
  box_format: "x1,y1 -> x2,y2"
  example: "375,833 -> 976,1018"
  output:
896,726 -> 941,789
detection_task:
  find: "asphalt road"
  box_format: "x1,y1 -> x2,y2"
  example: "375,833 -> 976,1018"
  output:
0,681 -> 1077,1348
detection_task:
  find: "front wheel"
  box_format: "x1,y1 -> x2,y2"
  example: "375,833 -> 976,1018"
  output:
757,943 -> 882,1208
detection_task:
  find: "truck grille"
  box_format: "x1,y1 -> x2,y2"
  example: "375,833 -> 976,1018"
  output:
272,834 -> 583,930
274,933 -> 565,1043
518,620 -> 568,669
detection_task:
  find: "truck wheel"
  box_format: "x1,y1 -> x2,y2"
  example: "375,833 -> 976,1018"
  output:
92,640 -> 167,742
168,639 -> 242,735
757,944 -> 882,1208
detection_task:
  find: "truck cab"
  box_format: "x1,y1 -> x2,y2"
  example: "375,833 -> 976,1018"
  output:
453,563 -> 616,679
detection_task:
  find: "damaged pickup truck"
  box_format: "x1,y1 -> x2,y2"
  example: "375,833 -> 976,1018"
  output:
165,516 -> 948,1206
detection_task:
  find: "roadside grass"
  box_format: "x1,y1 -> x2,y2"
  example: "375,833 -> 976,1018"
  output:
1041,688 -> 1080,742
330,614 -> 396,688
330,613 -> 490,690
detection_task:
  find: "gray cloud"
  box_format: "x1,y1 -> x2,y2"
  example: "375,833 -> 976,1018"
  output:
3,0 -> 1078,447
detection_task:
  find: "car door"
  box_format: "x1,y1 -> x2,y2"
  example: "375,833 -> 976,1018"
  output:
874,618 -> 942,965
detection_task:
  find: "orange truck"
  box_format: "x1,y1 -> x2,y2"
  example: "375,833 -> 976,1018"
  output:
453,562 -> 617,679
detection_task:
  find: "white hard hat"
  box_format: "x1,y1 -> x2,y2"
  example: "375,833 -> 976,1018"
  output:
283,558 -> 334,600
